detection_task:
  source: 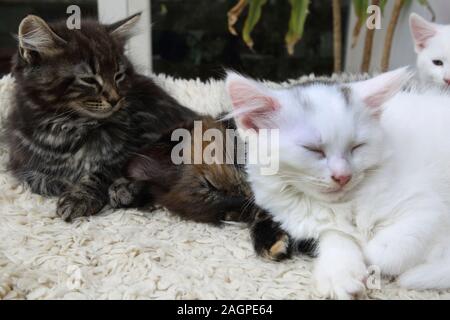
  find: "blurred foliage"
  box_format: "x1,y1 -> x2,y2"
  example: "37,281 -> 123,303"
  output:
152,0 -> 349,81
228,0 -> 310,55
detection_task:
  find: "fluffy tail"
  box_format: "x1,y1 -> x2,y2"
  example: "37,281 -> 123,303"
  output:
398,261 -> 450,290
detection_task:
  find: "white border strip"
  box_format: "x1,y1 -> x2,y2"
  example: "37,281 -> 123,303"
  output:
98,0 -> 152,75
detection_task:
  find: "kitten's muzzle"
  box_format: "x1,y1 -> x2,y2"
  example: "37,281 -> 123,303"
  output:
331,174 -> 352,187
81,97 -> 125,118
103,88 -> 121,106
85,100 -> 113,112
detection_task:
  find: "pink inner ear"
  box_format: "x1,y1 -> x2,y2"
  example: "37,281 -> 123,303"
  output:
364,89 -> 389,109
228,82 -> 278,111
364,85 -> 398,118
411,19 -> 436,50
228,82 -> 280,130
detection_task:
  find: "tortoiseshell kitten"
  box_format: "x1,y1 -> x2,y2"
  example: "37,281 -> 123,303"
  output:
121,116 -> 253,224
6,14 -> 197,221
112,115 -> 316,260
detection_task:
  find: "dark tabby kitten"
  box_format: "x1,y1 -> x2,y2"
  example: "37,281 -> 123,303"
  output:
6,14 -> 197,221
114,115 -> 316,260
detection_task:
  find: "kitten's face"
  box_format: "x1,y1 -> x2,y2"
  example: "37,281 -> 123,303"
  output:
416,32 -> 450,86
410,13 -> 450,86
274,85 -> 383,202
13,14 -> 140,119
226,69 -> 410,203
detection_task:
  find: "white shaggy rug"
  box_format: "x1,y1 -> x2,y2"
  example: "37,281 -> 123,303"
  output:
0,73 -> 449,300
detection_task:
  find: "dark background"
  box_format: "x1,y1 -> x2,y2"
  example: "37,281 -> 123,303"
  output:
152,0 -> 350,81
0,0 -> 350,81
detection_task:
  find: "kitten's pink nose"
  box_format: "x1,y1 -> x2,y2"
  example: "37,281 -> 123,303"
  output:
332,174 -> 352,187
444,79 -> 450,85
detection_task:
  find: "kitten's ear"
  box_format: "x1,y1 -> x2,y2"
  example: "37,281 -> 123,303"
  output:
108,13 -> 141,43
409,13 -> 437,52
225,72 -> 280,131
351,67 -> 412,113
18,15 -> 66,62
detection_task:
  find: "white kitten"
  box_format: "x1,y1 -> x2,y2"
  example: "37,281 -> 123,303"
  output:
410,13 -> 450,86
226,69 -> 450,299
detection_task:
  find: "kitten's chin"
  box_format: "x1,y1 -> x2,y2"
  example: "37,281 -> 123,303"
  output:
315,190 -> 348,203
319,180 -> 364,203
79,109 -> 117,119
310,184 -> 358,204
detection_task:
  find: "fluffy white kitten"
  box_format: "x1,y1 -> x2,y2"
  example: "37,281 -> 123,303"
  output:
410,13 -> 450,86
226,68 -> 450,299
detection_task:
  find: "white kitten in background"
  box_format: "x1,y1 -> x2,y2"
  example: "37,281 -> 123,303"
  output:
410,13 -> 450,86
226,69 -> 450,299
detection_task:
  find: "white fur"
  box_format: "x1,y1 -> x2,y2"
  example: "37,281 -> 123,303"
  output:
226,68 -> 450,298
356,89 -> 450,289
410,13 -> 450,86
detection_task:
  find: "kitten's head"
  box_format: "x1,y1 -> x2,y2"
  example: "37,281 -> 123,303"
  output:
13,13 -> 141,119
226,68 -> 411,203
410,13 -> 450,86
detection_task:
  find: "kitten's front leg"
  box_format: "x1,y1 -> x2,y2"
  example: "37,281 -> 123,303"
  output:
250,211 -> 293,261
108,177 -> 148,208
250,208 -> 317,261
314,231 -> 367,300
57,173 -> 109,222
364,209 -> 440,276
23,171 -> 70,197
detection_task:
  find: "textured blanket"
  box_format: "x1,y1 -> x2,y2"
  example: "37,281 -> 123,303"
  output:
0,73 -> 448,300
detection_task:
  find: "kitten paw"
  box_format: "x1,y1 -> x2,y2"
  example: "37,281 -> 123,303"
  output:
314,263 -> 367,300
265,234 -> 291,261
57,192 -> 103,222
109,178 -> 144,208
251,218 -> 292,261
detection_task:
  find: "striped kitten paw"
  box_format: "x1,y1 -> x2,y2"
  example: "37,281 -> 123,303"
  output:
108,178 -> 147,208
57,191 -> 104,222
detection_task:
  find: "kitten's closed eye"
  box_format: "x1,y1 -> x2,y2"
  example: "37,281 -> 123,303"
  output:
351,143 -> 366,153
302,143 -> 365,158
302,145 -> 326,158
79,76 -> 99,86
115,71 -> 126,84
432,60 -> 444,66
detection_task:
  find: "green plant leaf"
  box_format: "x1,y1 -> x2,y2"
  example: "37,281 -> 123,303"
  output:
403,0 -> 413,8
242,0 -> 267,49
380,0 -> 388,13
353,0 -> 369,19
351,0 -> 369,48
285,0 -> 310,55
228,0 -> 248,36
